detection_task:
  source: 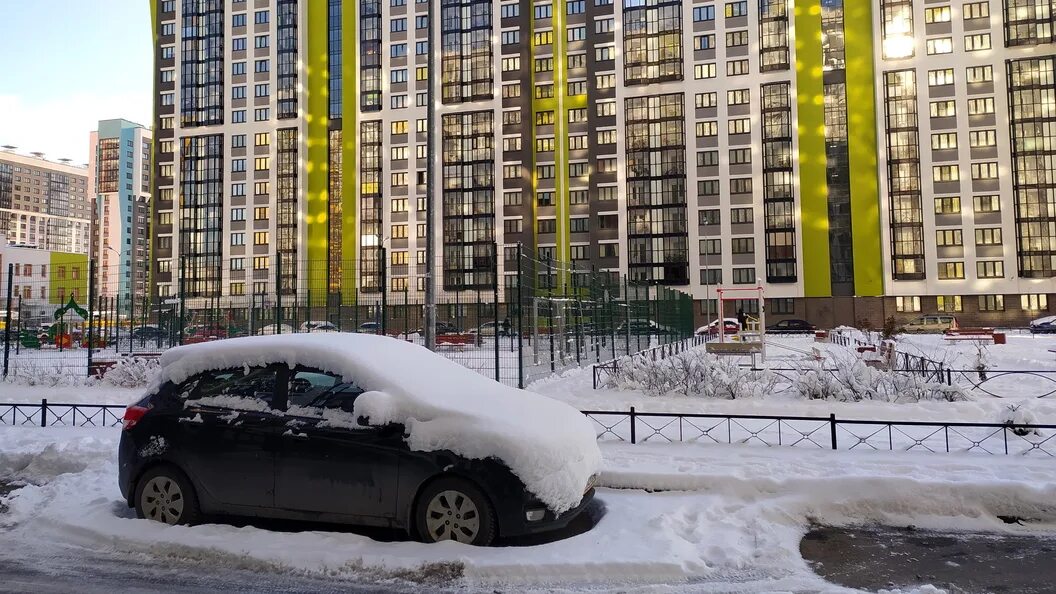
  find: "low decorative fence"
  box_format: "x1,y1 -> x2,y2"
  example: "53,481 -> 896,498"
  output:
581,408 -> 1054,456
3,400 -> 1051,457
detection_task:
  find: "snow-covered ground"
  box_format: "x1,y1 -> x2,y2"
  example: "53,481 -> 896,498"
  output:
2,426 -> 1052,593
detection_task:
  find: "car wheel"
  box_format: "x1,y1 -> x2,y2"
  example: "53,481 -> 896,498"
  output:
415,477 -> 496,546
134,465 -> 201,526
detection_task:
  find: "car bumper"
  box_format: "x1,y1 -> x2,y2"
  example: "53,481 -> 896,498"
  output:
500,488 -> 596,537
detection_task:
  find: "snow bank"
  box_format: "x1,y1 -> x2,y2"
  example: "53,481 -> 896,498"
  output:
3,430 -> 1052,592
157,334 -> 601,513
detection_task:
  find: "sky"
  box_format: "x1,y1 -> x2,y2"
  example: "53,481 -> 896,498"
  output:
0,1 -> 152,167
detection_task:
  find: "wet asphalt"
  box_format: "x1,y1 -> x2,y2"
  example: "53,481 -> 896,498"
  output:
801,525 -> 1056,594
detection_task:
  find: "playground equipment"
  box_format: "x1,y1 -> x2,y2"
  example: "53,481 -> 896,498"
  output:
705,286 -> 766,363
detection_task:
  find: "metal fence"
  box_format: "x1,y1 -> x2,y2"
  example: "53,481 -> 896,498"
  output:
582,408 -> 1056,456
4,400 -> 1052,458
0,247 -> 696,387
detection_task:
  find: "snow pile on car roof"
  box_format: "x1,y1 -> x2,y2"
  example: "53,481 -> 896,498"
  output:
157,334 -> 602,513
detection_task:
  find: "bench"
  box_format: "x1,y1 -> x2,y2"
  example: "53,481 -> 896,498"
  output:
705,341 -> 763,356
944,327 -> 1005,344
436,333 -> 477,347
864,340 -> 897,370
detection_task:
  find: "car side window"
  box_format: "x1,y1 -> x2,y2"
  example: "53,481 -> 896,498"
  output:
287,367 -> 343,407
311,384 -> 366,412
191,366 -> 278,406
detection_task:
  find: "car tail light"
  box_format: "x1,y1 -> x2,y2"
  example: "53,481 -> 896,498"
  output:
122,405 -> 149,430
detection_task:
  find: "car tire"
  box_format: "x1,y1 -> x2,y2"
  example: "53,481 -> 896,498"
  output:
134,465 -> 202,526
415,477 -> 496,546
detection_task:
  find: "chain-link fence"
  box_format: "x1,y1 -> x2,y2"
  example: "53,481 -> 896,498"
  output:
0,244 -> 696,387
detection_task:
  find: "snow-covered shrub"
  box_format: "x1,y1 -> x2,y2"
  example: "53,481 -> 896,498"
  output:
605,350 -> 773,399
5,359 -> 90,387
103,356 -> 161,388
1002,403 -> 1040,437
604,347 -> 967,403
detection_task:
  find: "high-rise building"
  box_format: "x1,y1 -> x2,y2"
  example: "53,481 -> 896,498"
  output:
0,150 -> 91,255
149,0 -> 1056,326
88,119 -> 153,303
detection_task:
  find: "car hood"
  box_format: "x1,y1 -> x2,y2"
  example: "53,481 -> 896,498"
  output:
156,334 -> 602,513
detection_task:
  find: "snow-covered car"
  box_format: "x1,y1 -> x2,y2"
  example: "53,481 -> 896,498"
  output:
1030,315 -> 1056,334
299,320 -> 339,333
255,323 -> 296,335
695,318 -> 741,336
118,333 -> 600,546
356,322 -> 381,334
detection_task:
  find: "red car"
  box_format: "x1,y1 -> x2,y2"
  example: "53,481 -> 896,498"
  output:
182,325 -> 229,344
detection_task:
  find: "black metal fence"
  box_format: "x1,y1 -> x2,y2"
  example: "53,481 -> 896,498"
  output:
0,248 -> 697,388
582,408 -> 1056,456
4,400 -> 1051,458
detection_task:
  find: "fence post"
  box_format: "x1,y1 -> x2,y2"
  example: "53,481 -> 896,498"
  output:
275,251 -> 283,334
40,398 -> 47,427
178,255 -> 186,346
829,413 -> 838,450
493,243 -> 500,382
2,263 -> 12,378
87,260 -> 96,378
629,406 -> 637,444
516,243 -> 524,389
380,246 -> 387,336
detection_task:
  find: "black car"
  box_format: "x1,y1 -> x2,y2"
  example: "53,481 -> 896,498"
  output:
765,319 -> 818,334
118,362 -> 594,545
131,325 -> 166,340
414,321 -> 459,335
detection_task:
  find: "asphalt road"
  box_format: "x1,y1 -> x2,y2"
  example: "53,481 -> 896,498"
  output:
801,525 -> 1056,594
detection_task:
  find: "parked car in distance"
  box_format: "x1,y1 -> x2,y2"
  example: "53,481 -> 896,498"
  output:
903,314 -> 958,333
183,325 -> 230,344
256,324 -> 296,335
357,322 -> 380,334
1030,315 -> 1056,334
467,321 -> 515,337
414,321 -> 460,335
617,319 -> 672,336
131,325 -> 166,340
695,318 -> 741,336
118,334 -> 598,546
765,319 -> 818,334
300,320 -> 339,333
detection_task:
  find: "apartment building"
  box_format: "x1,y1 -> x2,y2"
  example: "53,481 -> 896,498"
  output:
0,150 -> 91,255
150,0 -> 1056,326
88,119 -> 153,303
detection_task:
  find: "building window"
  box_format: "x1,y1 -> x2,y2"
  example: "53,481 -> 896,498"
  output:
623,0 -> 683,85
1022,294 -> 1049,311
624,93 -> 688,285
978,294 -> 1004,311
936,295 -> 962,312
977,260 -> 1005,278
896,296 -> 921,312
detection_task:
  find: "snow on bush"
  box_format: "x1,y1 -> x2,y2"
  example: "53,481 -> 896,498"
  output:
603,348 -> 966,403
1002,403 -> 1041,437
157,333 -> 601,513
102,356 -> 161,388
4,359 -> 90,387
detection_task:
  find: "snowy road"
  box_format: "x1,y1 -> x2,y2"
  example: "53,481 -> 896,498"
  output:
2,428 -> 1055,593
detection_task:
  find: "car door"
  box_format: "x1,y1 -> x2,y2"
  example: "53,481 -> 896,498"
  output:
176,365 -> 282,509
274,370 -> 402,519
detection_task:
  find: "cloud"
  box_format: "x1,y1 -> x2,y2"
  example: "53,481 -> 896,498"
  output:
0,91 -> 151,166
